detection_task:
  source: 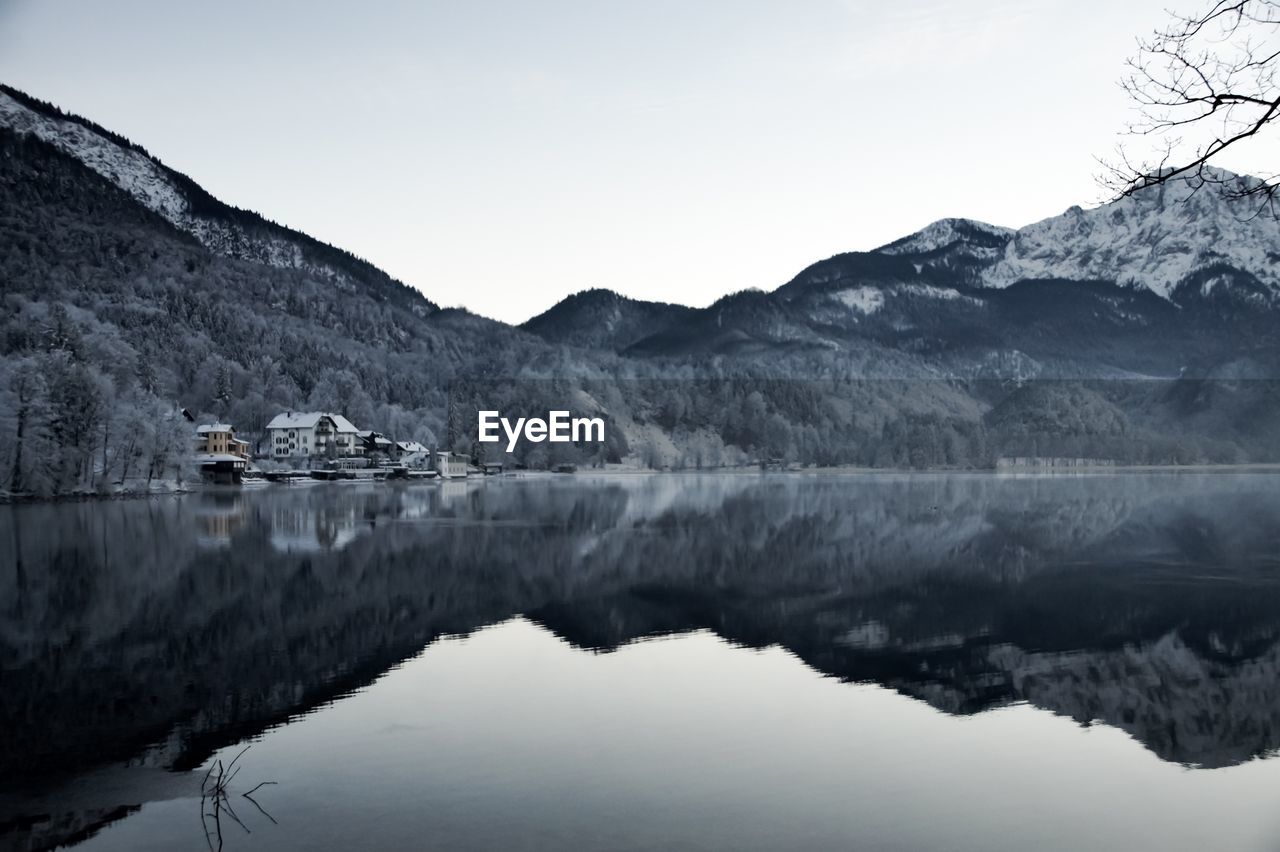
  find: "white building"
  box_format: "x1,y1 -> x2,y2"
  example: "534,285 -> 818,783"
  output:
433,450 -> 468,479
397,448 -> 467,478
266,412 -> 362,460
394,439 -> 429,458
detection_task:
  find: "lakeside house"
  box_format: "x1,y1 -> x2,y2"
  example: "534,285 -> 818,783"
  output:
434,450 -> 468,479
194,411 -> 465,481
194,423 -> 250,484
394,439 -> 429,458
358,430 -> 395,458
266,412 -> 361,460
395,448 -> 468,478
398,451 -> 432,471
196,423 -> 251,459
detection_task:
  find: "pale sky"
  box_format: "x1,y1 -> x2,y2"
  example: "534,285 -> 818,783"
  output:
0,0 -> 1238,323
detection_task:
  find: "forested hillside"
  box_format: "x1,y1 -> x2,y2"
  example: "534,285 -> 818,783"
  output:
2,85 -> 1280,497
0,122 -> 572,494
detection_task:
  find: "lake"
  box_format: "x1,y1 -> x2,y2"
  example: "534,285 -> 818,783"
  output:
5,472 -> 1280,851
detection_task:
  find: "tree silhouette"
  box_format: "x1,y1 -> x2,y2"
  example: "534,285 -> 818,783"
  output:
1106,0 -> 1280,212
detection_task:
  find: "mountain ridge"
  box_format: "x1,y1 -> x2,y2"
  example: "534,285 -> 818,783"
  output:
0,84 -> 436,315
3,83 -> 1280,489
6,83 -> 1278,332
521,287 -> 698,353
525,172 -> 1280,337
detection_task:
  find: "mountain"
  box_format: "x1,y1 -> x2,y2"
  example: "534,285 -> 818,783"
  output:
2,83 -> 1280,495
0,85 -> 433,313
521,288 -> 697,353
0,86 -> 610,494
529,175 -> 1280,378
986,170 -> 1280,301
875,216 -> 1014,266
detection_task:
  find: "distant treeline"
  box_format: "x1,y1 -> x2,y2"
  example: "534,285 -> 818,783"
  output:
449,377 -> 1277,471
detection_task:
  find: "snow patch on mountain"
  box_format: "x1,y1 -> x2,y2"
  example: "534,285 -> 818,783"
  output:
829,283 -> 981,316
833,287 -> 884,315
899,283 -> 978,303
986,171 -> 1280,299
1,91 -> 188,222
878,218 -> 1014,257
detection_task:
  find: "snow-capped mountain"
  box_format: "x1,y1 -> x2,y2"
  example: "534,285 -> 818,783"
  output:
523,167 -> 1280,377
876,216 -> 1013,260
984,169 -> 1280,301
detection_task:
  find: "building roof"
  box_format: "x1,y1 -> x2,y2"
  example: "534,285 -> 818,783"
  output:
396,440 -> 429,453
266,412 -> 360,433
196,423 -> 234,434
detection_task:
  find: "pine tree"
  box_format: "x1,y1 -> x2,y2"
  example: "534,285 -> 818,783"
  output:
43,303 -> 83,359
214,361 -> 233,415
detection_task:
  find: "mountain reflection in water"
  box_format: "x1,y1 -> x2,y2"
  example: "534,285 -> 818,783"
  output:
4,473 -> 1280,851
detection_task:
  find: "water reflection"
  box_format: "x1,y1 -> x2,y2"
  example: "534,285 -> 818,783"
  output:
3,473 -> 1280,849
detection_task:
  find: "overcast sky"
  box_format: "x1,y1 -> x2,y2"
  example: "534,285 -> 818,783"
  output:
0,0 -> 1240,323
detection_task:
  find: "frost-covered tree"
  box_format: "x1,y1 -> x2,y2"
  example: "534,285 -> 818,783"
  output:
3,359 -> 49,495
42,303 -> 83,358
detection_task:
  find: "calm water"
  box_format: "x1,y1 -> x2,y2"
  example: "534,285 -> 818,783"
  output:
5,473 -> 1280,851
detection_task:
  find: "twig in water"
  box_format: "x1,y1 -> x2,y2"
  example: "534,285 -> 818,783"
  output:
197,745 -> 279,849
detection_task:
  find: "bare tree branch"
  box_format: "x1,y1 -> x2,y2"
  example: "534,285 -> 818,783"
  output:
1104,0 -> 1280,208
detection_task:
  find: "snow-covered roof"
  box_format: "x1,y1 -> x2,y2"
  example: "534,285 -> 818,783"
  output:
396,440 -> 429,453
196,423 -> 234,434
326,413 -> 361,433
267,412 -> 320,429
266,412 -> 360,433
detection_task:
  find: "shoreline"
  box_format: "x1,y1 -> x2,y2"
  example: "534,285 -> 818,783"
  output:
0,485 -> 194,506
6,463 -> 1280,504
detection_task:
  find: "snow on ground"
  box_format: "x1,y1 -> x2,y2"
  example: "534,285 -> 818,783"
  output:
833,286 -> 884,315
